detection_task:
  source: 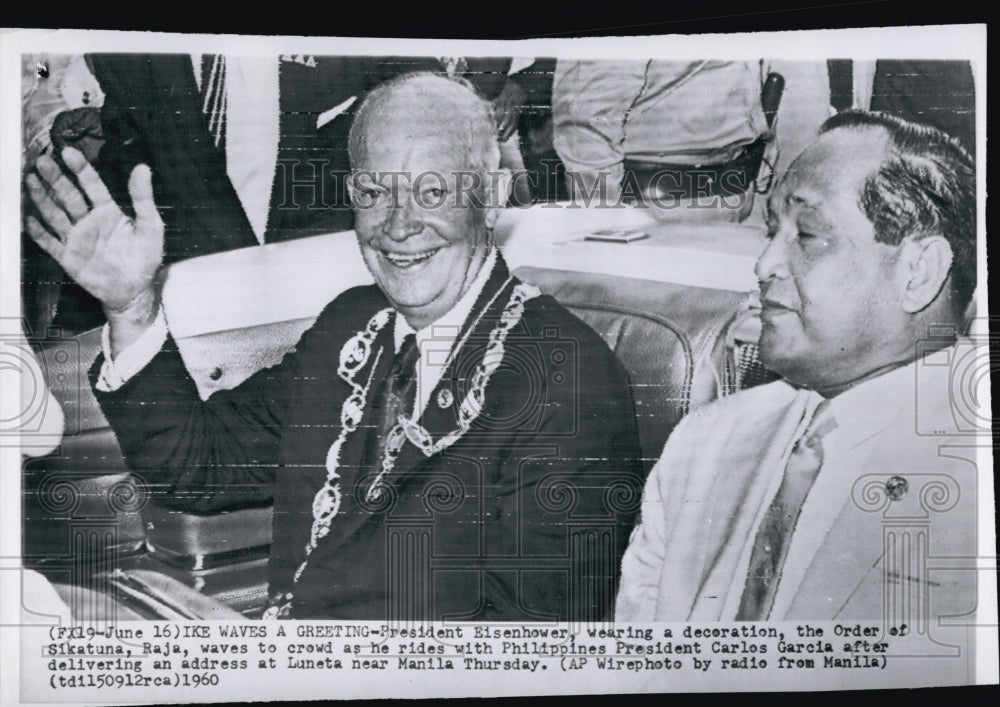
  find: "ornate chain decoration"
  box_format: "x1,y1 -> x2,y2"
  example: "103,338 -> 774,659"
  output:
263,281 -> 540,619
263,307 -> 392,619
366,282 -> 539,501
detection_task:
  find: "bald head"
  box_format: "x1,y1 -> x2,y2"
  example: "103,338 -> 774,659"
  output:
348,72 -> 500,176
347,72 -> 511,332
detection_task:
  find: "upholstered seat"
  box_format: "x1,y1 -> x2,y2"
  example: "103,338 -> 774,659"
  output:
514,267 -> 754,475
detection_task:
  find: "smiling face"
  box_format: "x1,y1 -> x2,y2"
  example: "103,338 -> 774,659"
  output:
349,83 -> 504,331
756,127 -> 912,392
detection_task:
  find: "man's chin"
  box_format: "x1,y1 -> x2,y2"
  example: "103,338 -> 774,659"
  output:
757,332 -> 793,377
758,343 -> 824,390
373,265 -> 441,301
382,290 -> 449,326
383,291 -> 436,312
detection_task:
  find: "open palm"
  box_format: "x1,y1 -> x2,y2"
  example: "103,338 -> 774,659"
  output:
26,147 -> 163,313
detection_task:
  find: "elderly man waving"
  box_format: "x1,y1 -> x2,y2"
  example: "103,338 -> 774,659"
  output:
27,72 -> 643,622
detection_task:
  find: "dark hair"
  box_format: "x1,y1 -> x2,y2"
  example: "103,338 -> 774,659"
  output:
820,110 -> 977,309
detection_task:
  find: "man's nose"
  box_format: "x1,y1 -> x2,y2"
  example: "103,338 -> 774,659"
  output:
381,197 -> 423,241
754,232 -> 791,283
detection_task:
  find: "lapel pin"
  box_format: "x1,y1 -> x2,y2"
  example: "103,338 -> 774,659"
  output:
885,475 -> 909,501
437,388 -> 454,409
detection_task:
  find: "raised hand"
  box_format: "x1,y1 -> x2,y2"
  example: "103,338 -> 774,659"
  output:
25,147 -> 163,316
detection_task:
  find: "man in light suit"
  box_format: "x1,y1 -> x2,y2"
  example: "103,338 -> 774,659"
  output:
617,111 -> 981,623
26,72 -> 643,621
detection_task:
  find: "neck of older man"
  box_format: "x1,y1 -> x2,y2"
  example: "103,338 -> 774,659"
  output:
807,293 -> 965,398
813,333 -> 958,399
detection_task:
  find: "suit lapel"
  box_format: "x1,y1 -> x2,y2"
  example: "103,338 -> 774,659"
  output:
145,57 -> 240,195
310,257 -> 518,555
310,314 -> 397,555
690,392 -> 813,619
144,56 -> 259,253
783,492 -> 888,619
784,425 -> 926,619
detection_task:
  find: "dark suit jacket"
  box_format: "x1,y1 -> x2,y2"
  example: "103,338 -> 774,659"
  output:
88,54 -> 372,262
92,256 -> 644,621
870,60 -> 976,151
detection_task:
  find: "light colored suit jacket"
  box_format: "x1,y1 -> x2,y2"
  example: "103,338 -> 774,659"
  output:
616,343 -> 983,625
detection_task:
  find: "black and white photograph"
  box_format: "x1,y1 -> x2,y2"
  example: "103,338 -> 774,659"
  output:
0,21 -> 994,702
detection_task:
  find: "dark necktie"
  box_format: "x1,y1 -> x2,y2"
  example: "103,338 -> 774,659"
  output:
201,54 -> 227,160
736,399 -> 837,620
370,333 -> 421,472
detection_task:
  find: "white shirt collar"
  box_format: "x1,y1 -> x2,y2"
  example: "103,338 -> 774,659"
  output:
770,351 -> 942,452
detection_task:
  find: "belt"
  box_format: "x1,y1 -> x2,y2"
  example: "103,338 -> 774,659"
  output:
622,137 -> 769,199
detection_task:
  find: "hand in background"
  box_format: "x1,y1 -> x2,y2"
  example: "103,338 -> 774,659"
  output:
492,78 -> 527,143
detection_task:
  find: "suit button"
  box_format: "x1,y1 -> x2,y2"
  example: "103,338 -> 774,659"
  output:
437,388 -> 454,409
209,367 -> 223,381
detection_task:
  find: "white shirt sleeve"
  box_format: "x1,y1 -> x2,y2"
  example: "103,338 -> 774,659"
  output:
95,308 -> 169,392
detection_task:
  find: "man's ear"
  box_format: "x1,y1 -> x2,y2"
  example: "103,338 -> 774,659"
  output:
898,234 -> 953,314
482,168 -> 511,230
